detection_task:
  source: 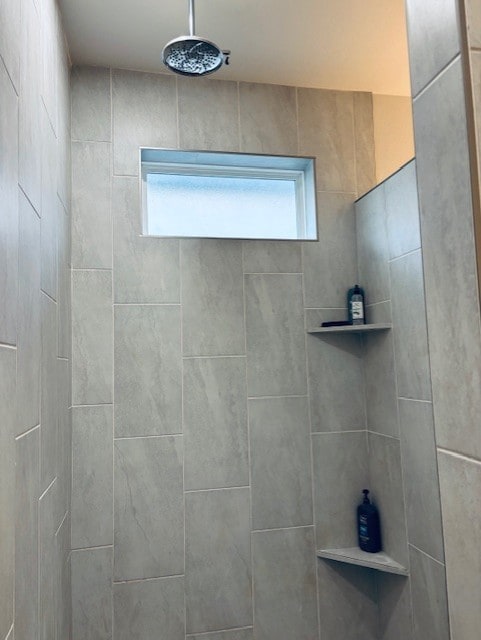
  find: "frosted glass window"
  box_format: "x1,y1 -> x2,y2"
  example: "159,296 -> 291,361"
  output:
141,149 -> 317,240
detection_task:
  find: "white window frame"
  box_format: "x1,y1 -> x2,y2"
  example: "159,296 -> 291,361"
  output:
140,148 -> 318,241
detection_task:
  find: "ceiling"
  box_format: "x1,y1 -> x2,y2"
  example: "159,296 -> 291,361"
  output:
58,0 -> 412,96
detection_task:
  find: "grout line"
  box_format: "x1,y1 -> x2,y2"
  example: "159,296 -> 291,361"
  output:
248,394 -> 308,401
18,183 -> 41,218
114,433 -> 182,441
39,476 -> 57,502
185,486 -> 250,494
366,429 -> 400,442
41,288 -> 57,305
71,544 -> 113,552
183,354 -> 246,360
113,573 -> 184,585
110,66 -> 116,640
179,235 -> 188,636
311,429 -> 365,436
0,342 -> 16,350
437,446 -> 481,465
412,53 -> 461,101
397,396 -> 431,404
388,247 -> 421,264
55,509 -> 69,537
244,272 -> 303,276
237,81 -> 242,152
186,626 -> 254,638
71,267 -> 112,272
15,424 -> 40,440
408,543 -> 445,567
113,302 -> 180,307
72,403 -> 113,409
251,524 -> 314,534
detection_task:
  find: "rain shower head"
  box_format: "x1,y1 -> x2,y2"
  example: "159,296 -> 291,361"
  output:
162,0 -> 230,77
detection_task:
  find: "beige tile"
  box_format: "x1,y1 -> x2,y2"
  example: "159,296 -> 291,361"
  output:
303,192 -> 357,309
0,0 -> 21,92
0,348 -> 15,639
368,433 -> 408,567
405,0 -> 460,96
40,106 -> 58,301
409,546 -> 449,640
413,58 -> 481,458
312,432 -> 369,549
57,199 -> 71,359
399,399 -> 444,561
40,292 -> 58,490
39,478 -> 58,640
71,66 -> 111,142
112,69 -> 177,175
41,0 -> 57,134
377,573 -> 413,640
242,241 -> 301,274
239,82 -> 297,155
298,88 -> 356,192
438,450 -> 481,639
178,77 -> 239,151
385,160 -> 420,260
353,92 -> 376,197
72,141 -> 112,269
0,61 -> 18,345
466,0 -> 481,47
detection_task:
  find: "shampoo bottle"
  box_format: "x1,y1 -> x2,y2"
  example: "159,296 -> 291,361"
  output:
347,284 -> 365,325
357,489 -> 382,553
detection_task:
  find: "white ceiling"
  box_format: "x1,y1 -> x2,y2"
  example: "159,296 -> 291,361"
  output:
58,0 -> 411,96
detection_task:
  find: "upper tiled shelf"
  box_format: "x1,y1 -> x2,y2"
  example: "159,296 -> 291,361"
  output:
307,323 -> 392,335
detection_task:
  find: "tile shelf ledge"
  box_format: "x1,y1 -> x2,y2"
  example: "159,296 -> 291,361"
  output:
317,547 -> 408,576
307,323 -> 392,335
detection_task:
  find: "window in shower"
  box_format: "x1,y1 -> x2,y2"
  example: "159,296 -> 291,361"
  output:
141,148 -> 318,240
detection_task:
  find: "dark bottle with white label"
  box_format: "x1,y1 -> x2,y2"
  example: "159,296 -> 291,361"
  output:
347,284 -> 365,325
357,489 -> 382,553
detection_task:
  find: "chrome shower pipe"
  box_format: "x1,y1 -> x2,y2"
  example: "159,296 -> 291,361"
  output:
189,0 -> 195,36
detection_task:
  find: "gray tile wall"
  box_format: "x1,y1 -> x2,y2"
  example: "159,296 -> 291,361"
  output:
70,65 -> 376,640
405,1 -> 481,637
0,0 -> 72,638
355,160 -> 449,640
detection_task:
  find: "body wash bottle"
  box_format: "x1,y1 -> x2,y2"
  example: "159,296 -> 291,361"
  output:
347,284 -> 365,325
357,489 -> 382,553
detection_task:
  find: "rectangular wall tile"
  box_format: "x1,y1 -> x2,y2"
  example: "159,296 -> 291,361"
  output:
353,91 -> 376,197
41,0 -> 57,134
0,348 -> 15,640
356,185 -> 390,305
71,66 -> 111,142
184,357 -> 248,490
40,292 -> 58,489
252,527 -> 318,640
182,239 -> 245,357
55,512 -> 72,640
303,192 -> 357,309
57,199 -> 71,359
114,305 -> 181,437
414,59 -> 481,458
438,450 -> 481,639
307,332 -> 364,432
71,547 -> 113,640
112,176 -> 180,303
390,250 -> 431,400
39,479 -> 58,640
40,105 -> 58,300
113,576 -> 184,640
0,61 -> 18,345
185,488 -> 251,633
19,0 -> 42,213
363,303 -> 399,438
409,546 -> 449,640
298,88 -> 356,192
0,0 -> 21,91
178,78 -> 239,151
242,241 -> 301,275
399,399 -> 444,561
72,270 -> 113,405
377,573 -> 414,640
385,160 -> 420,260
405,0 -> 460,96
16,191 -> 41,433
56,358 -> 71,520
112,69 -> 177,176
72,405 -> 113,548
317,561 -> 378,640
15,427 -> 40,640
114,436 -> 183,580
72,141 -> 112,269
368,433 -> 408,567
249,396 -> 313,530
239,82 -> 297,155
312,432 -> 369,549
245,274 -> 306,396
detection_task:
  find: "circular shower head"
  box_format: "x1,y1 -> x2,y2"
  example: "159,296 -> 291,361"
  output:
162,0 -> 230,77
162,36 -> 227,77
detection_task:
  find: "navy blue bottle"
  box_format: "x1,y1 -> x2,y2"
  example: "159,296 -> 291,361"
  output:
347,284 -> 365,325
357,489 -> 382,553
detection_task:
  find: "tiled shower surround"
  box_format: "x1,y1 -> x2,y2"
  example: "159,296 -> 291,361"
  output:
70,66 -> 377,639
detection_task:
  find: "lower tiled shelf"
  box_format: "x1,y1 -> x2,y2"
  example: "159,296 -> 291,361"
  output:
316,547 -> 409,576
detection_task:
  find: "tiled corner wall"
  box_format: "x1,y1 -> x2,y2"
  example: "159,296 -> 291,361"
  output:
403,0 -> 481,637
69,66 -> 376,640
356,160 -> 449,640
0,0 -> 72,639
